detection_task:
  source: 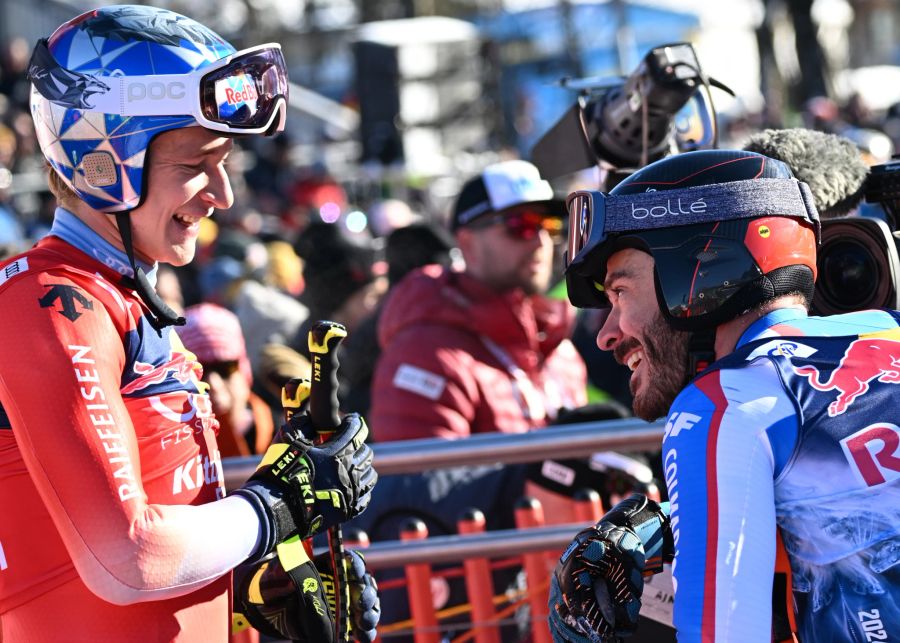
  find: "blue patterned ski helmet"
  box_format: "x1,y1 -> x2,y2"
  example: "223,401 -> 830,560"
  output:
29,5 -> 237,212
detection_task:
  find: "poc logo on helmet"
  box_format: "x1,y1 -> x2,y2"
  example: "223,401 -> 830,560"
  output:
631,198 -> 707,219
127,81 -> 187,102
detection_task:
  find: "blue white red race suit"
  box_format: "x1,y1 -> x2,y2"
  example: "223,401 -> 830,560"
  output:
0,209 -> 260,642
663,307 -> 900,642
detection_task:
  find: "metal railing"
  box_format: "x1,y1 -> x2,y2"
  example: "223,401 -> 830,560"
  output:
222,416 -> 665,489
346,522 -> 583,570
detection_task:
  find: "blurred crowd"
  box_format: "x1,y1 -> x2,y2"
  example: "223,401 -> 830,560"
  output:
719,89 -> 900,165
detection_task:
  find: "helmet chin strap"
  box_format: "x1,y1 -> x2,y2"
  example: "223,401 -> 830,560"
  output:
687,328 -> 716,375
115,211 -> 185,331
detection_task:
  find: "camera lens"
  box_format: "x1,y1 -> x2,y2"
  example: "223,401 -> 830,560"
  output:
818,239 -> 878,309
812,219 -> 898,314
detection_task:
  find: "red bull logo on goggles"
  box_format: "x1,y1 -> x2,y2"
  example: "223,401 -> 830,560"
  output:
220,74 -> 259,106
564,178 -> 820,317
29,40 -> 288,135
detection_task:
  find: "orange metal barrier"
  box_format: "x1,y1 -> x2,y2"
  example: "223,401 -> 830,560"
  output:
359,488 -> 664,642
457,509 -> 500,643
515,497 -> 553,643
573,487 -> 604,523
360,491 -> 644,641
400,518 -> 441,643
344,525 -> 371,549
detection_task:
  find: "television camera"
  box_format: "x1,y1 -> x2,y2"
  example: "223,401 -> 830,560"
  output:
817,160 -> 900,314
531,42 -> 900,315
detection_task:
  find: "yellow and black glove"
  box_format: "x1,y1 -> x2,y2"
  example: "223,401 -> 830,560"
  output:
233,413 -> 376,562
233,541 -> 380,643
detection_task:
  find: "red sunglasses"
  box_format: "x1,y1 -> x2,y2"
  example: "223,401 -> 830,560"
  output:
469,209 -> 565,241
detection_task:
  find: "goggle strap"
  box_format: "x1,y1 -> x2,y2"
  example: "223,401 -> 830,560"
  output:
601,178 -> 819,237
88,76 -> 192,115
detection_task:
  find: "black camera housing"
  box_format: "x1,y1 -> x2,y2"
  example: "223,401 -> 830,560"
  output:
588,43 -> 701,169
812,160 -> 900,315
531,42 -> 711,180
813,215 -> 900,314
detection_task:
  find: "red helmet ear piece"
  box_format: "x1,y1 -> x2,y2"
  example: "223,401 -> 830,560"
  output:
744,217 -> 818,282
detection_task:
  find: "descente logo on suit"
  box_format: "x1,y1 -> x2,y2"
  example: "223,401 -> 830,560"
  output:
631,198 -> 707,219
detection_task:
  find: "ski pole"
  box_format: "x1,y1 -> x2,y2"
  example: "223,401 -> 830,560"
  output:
308,320 -> 351,643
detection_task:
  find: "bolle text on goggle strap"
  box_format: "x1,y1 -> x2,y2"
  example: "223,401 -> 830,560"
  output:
600,178 -> 819,233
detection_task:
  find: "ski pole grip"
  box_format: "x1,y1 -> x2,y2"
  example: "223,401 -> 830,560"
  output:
280,377 -> 311,423
308,320 -> 347,437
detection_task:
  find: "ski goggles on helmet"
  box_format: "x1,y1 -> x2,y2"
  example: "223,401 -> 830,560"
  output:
468,208 -> 565,242
29,40 -> 288,135
565,178 -> 821,310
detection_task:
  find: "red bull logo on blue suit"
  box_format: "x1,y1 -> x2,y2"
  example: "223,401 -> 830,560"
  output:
791,329 -> 900,417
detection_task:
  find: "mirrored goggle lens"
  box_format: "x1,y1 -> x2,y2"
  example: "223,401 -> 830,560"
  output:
200,47 -> 287,129
649,232 -> 760,320
567,193 -> 594,266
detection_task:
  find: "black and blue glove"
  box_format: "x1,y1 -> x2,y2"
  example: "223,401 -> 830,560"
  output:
233,545 -> 380,643
233,412 -> 377,562
549,494 -> 672,642
322,548 -> 381,643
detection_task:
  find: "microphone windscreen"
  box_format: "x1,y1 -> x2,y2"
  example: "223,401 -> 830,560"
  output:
744,128 -> 869,218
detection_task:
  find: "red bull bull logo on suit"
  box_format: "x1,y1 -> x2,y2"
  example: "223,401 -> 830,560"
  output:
792,330 -> 900,417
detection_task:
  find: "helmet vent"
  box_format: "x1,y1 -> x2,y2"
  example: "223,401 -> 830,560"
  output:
82,152 -> 118,188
